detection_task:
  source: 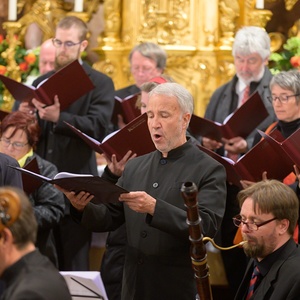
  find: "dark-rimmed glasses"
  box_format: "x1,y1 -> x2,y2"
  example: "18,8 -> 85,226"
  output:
267,94 -> 300,104
52,38 -> 82,49
232,215 -> 277,231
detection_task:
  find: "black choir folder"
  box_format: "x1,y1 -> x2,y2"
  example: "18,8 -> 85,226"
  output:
189,91 -> 269,142
111,93 -> 141,125
0,60 -> 95,111
9,166 -> 128,204
65,113 -> 155,161
198,128 -> 300,188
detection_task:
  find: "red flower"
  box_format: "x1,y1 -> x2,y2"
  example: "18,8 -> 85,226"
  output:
0,35 -> 4,43
290,56 -> 300,68
24,53 -> 36,65
0,65 -> 7,75
19,62 -> 29,72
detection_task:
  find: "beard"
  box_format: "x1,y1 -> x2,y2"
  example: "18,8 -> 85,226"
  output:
243,237 -> 265,258
243,233 -> 277,259
55,48 -> 80,71
236,65 -> 265,85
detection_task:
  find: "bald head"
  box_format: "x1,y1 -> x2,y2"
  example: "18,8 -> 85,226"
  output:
39,39 -> 56,75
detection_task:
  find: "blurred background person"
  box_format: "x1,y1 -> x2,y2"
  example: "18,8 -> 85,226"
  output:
0,111 -> 65,267
112,42 -> 167,129
13,38 -> 56,114
242,69 -> 300,243
29,15 -> 115,271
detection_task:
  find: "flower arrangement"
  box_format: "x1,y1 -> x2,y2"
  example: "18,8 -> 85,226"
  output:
0,34 -> 40,106
269,36 -> 300,74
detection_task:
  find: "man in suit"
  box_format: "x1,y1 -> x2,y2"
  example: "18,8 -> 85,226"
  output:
234,180 -> 300,299
30,16 -> 115,271
202,26 -> 277,296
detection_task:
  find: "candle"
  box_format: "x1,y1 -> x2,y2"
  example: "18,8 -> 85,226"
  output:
256,0 -> 264,9
74,0 -> 84,12
8,0 -> 17,21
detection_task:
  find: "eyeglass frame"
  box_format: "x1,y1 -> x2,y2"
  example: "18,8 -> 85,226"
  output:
232,214 -> 277,231
52,38 -> 83,49
267,93 -> 300,104
0,138 -> 29,149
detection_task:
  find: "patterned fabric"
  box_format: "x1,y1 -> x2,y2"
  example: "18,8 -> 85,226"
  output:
246,266 -> 260,300
241,85 -> 251,105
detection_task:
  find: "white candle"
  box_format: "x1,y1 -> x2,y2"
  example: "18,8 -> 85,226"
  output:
256,0 -> 264,9
74,0 -> 84,12
8,0 -> 17,21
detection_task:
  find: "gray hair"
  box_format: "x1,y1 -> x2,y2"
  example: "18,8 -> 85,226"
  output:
148,83 -> 194,115
129,42 -> 167,70
232,26 -> 270,60
270,70 -> 300,104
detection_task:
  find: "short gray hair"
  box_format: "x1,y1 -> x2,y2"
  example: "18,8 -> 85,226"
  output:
270,70 -> 300,104
232,26 -> 270,60
148,83 -> 194,115
129,42 -> 167,70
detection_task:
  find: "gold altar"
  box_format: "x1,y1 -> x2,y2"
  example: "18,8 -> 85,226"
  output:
1,0 -> 295,115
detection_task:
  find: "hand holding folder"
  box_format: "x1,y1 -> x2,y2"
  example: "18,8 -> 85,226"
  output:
9,165 -> 128,204
0,60 -> 95,111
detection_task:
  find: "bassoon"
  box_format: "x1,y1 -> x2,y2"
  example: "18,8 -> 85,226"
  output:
181,181 -> 213,300
181,182 -> 246,300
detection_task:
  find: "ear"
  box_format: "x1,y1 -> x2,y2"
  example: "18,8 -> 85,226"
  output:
264,57 -> 269,66
182,113 -> 191,130
80,40 -> 88,52
278,219 -> 289,235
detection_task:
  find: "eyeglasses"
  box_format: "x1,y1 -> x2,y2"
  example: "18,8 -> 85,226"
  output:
0,138 -> 28,149
267,94 -> 300,104
232,215 -> 277,231
131,65 -> 157,74
52,38 -> 82,49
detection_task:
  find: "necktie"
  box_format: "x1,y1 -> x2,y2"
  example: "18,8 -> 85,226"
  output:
246,266 -> 260,300
241,85 -> 250,105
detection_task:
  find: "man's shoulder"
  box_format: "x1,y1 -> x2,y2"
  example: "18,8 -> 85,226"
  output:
83,62 -> 113,81
0,152 -> 18,166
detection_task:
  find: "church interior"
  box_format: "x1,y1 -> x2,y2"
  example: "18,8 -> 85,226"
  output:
1,0 -> 300,299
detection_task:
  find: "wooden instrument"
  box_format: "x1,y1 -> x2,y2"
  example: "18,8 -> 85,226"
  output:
0,189 -> 21,231
181,181 -> 213,300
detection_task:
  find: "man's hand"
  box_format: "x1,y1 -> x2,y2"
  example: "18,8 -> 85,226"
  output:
104,150 -> 137,177
202,137 -> 223,150
222,136 -> 248,154
119,191 -> 156,215
18,102 -> 37,115
240,171 -> 267,189
55,185 -> 94,211
32,95 -> 60,123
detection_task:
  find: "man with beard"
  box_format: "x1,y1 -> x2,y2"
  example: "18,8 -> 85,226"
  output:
30,16 -> 115,271
233,180 -> 300,299
201,26 -> 277,297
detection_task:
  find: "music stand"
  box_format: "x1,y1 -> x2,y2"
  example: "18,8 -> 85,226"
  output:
60,271 -> 108,300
